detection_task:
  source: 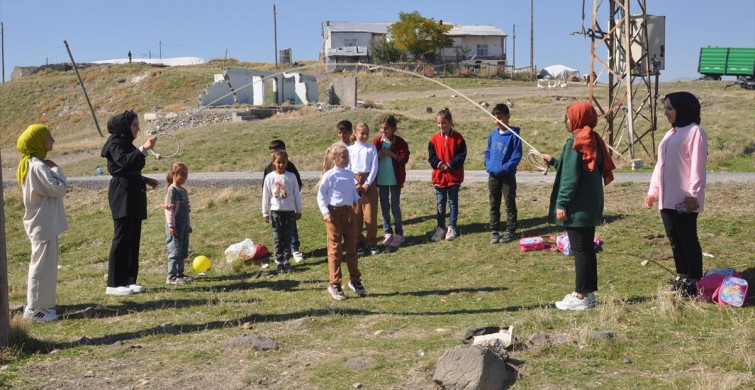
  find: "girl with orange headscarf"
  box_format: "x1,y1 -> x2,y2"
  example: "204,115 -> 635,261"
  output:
541,102 -> 615,310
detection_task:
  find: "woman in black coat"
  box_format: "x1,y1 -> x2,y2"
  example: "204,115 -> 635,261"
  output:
101,110 -> 158,295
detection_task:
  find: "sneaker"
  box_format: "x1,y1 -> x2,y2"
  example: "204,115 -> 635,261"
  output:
445,226 -> 458,241
283,263 -> 294,274
390,234 -> 404,247
680,280 -> 698,298
369,245 -> 381,255
499,230 -> 517,243
106,286 -> 135,295
128,284 -> 146,293
260,260 -> 270,269
177,274 -> 193,283
490,231 -> 500,244
584,292 -> 597,306
166,276 -> 184,284
670,276 -> 684,291
555,292 -> 596,310
276,263 -> 285,275
357,244 -> 367,257
383,233 -> 394,247
348,279 -> 367,296
23,308 -> 58,322
328,284 -> 347,300
293,251 -> 305,263
431,227 -> 446,242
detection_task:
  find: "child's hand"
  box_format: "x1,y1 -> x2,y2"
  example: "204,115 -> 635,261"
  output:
644,195 -> 655,209
189,226 -> 193,233
169,226 -> 176,235
541,154 -> 553,164
556,208 -> 568,222
361,183 -> 369,193
264,216 -> 269,223
323,213 -> 333,223
295,213 -> 302,221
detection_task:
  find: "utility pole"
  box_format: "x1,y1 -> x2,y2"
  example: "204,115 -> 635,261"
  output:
530,0 -> 535,80
512,24 -> 516,70
159,40 -> 162,59
1,22 -> 5,82
273,4 -> 278,69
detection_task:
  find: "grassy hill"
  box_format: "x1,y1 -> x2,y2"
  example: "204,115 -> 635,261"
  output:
0,62 -> 753,389
1,61 -> 753,176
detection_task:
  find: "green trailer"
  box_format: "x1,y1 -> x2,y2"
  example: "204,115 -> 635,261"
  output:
698,47 -> 755,88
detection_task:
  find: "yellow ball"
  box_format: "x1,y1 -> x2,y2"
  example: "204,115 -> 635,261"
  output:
192,255 -> 211,273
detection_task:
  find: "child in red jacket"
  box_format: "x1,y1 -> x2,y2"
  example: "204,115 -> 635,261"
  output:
427,108 -> 467,241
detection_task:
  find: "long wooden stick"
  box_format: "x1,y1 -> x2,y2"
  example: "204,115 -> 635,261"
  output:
63,40 -> 103,137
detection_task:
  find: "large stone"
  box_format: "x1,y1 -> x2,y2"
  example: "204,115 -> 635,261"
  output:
222,333 -> 277,351
433,344 -> 510,390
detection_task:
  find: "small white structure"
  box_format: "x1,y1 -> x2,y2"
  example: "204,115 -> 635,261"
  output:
538,64 -> 581,81
199,67 -> 318,107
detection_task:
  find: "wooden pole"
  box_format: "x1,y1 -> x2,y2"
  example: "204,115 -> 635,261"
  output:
63,40 -> 104,137
0,147 -> 10,347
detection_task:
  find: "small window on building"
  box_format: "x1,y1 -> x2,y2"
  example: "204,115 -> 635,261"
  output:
477,44 -> 489,57
344,39 -> 357,47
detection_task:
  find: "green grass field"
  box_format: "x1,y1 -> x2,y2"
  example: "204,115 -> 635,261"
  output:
0,62 -> 753,389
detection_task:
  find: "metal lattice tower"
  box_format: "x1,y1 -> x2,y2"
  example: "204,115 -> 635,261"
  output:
586,0 -> 662,161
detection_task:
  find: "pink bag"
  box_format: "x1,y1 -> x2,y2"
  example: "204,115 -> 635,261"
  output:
519,237 -> 545,252
711,276 -> 748,307
698,268 -> 739,301
555,232 -> 603,255
519,236 -> 556,252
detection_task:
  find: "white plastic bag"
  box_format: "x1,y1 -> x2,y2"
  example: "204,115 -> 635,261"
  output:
224,238 -> 256,264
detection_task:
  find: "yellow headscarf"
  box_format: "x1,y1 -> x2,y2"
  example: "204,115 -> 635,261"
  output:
16,124 -> 50,186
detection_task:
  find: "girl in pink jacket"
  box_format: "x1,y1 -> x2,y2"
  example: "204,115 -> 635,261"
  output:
645,92 -> 707,298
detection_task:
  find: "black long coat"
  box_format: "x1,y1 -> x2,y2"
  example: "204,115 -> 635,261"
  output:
101,111 -> 148,220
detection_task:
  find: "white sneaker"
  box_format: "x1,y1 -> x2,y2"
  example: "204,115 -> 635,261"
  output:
445,226 -> 458,241
23,308 -> 58,322
431,227 -> 446,242
555,292 -> 596,310
292,251 -> 304,263
106,286 -> 134,296
128,284 -> 146,293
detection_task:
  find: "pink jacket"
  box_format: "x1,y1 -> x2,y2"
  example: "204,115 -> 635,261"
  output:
648,123 -> 707,212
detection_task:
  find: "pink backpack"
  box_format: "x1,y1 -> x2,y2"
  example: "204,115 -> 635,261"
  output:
698,268 -> 739,301
518,236 -> 557,252
555,232 -> 603,255
711,276 -> 748,307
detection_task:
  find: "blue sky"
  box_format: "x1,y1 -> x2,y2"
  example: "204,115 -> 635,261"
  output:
1,0 -> 753,82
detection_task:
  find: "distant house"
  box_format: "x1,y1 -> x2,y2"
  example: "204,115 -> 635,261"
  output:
321,20 -> 507,70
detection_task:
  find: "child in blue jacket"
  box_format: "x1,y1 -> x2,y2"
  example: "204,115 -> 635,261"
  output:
484,104 -> 523,244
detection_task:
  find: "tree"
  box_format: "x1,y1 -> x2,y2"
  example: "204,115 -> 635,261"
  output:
371,39 -> 404,64
388,11 -> 453,63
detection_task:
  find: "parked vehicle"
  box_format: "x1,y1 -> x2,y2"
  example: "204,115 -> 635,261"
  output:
698,47 -> 755,89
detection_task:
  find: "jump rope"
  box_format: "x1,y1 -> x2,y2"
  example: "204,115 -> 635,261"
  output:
147,62 -> 553,173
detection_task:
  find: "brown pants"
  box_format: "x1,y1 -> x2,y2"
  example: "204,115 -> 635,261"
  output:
354,172 -> 379,246
325,205 -> 361,285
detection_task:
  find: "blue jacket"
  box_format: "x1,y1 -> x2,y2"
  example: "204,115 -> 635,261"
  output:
484,126 -> 523,176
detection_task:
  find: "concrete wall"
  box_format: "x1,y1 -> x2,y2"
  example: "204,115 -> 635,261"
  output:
198,67 -> 318,107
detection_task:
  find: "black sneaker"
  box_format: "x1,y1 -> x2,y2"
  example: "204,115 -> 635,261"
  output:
680,280 -> 698,298
670,276 -> 684,291
499,230 -> 517,243
276,263 -> 285,275
490,231 -> 500,244
283,263 -> 294,273
348,279 -> 367,296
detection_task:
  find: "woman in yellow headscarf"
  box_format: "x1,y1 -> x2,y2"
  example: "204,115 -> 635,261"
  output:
17,124 -> 68,322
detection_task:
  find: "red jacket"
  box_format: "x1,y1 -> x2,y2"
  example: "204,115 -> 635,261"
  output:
428,130 -> 466,188
373,135 -> 410,188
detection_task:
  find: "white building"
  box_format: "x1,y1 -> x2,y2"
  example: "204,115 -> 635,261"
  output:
321,21 -> 507,70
